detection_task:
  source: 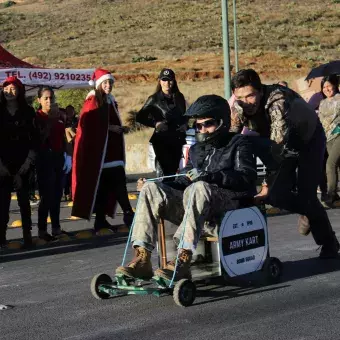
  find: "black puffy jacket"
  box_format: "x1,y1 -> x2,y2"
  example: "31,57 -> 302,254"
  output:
173,129 -> 257,192
136,91 -> 187,145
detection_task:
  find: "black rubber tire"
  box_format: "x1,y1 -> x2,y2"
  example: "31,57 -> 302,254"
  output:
262,257 -> 283,284
173,279 -> 196,307
90,273 -> 112,300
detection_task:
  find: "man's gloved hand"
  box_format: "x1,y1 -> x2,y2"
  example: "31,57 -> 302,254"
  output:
186,168 -> 202,181
137,178 -> 146,192
63,153 -> 72,174
186,168 -> 210,182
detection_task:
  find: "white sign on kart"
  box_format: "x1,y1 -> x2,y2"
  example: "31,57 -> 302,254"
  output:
219,207 -> 268,277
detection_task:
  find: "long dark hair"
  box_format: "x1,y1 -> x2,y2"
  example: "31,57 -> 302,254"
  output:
0,83 -> 28,109
321,75 -> 339,98
94,88 -> 105,107
154,79 -> 181,95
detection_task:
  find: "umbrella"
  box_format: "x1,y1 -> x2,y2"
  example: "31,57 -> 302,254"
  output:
305,60 -> 340,80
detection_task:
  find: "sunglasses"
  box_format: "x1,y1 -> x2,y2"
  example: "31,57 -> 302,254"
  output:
195,119 -> 217,130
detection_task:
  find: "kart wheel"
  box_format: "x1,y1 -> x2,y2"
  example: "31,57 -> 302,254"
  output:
263,257 -> 282,284
173,279 -> 196,307
91,273 -> 112,300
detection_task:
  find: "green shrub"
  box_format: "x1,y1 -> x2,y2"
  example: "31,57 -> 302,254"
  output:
132,55 -> 157,63
56,89 -> 88,114
3,1 -> 16,8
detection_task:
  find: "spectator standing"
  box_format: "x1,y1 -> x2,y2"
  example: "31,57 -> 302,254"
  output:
318,75 -> 340,206
0,76 -> 37,248
72,68 -> 134,232
35,86 -> 72,241
136,68 -> 187,177
63,105 -> 78,201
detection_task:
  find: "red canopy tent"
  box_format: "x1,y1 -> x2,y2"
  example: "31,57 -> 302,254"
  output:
0,45 -> 35,68
0,45 -> 93,89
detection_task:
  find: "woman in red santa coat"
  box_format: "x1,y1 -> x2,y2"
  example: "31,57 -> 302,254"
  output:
72,69 -> 134,231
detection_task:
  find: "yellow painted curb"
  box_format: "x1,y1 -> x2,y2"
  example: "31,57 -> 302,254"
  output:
8,241 -> 22,249
67,201 -> 74,207
266,207 -> 281,215
47,217 -> 51,223
11,194 -> 17,200
128,193 -> 138,200
132,207 -> 136,212
75,230 -> 93,239
11,220 -> 22,228
119,226 -> 129,233
69,216 -> 80,220
96,228 -> 114,236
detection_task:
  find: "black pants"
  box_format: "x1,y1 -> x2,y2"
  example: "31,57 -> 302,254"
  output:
0,172 -> 32,242
36,151 -> 64,232
267,123 -> 336,246
64,171 -> 72,197
152,142 -> 183,177
94,166 -> 132,227
28,166 -> 37,197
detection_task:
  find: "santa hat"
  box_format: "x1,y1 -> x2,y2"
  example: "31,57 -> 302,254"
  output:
89,68 -> 115,89
2,76 -> 24,89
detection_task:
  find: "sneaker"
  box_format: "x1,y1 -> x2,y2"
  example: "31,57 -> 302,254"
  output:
123,211 -> 135,228
52,229 -> 72,237
0,232 -> 7,249
116,246 -> 153,280
29,195 -> 39,206
154,249 -> 192,281
319,237 -> 340,259
38,232 -> 56,242
298,215 -> 310,236
21,238 -> 35,250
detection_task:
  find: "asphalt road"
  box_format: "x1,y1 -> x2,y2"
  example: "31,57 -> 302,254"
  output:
1,181 -> 340,340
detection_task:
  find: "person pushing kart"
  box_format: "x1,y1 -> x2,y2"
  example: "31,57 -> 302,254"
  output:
116,95 -> 257,281
230,69 -> 339,259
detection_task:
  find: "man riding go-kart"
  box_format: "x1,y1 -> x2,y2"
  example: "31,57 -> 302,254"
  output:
116,95 -> 257,282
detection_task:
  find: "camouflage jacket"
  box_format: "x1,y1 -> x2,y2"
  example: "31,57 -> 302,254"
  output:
318,93 -> 340,142
230,85 -> 318,148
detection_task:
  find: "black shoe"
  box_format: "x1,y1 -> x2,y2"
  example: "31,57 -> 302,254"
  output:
0,240 -> 7,249
21,239 -> 35,250
319,238 -> 340,259
93,219 -> 112,232
123,211 -> 135,227
52,229 -> 72,237
38,232 -> 56,242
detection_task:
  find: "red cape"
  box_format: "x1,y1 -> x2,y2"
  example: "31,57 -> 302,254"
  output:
71,93 -> 125,220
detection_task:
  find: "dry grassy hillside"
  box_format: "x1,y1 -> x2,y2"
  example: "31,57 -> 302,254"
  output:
1,0 -> 339,134
0,0 -> 339,76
